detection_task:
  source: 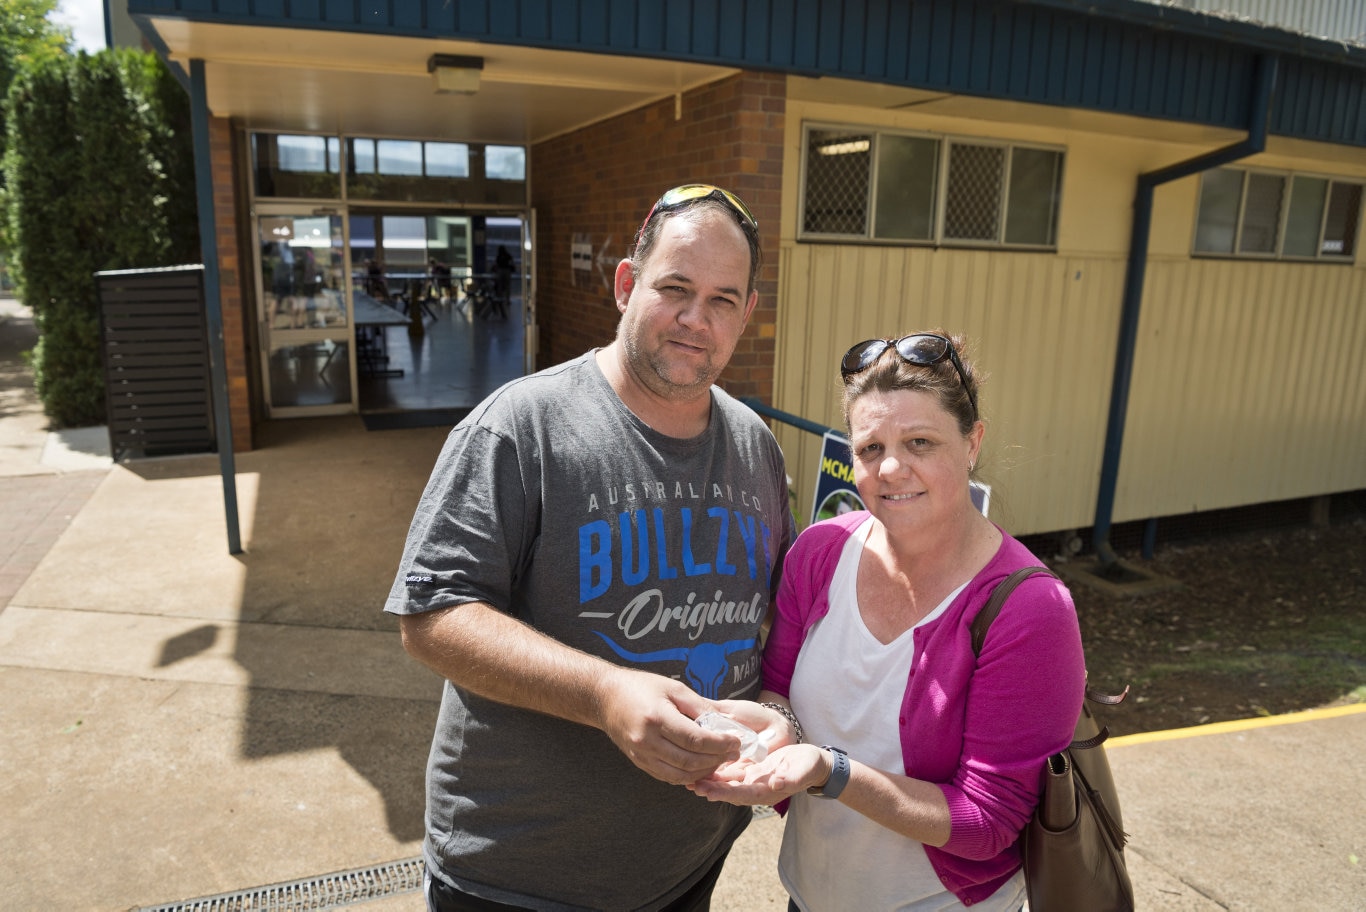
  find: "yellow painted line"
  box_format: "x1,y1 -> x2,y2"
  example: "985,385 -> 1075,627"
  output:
1109,702 -> 1366,747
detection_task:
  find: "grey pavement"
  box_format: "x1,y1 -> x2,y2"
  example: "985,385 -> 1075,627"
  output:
1,293 -> 1363,910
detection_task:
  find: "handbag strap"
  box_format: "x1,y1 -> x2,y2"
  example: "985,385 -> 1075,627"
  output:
970,566 -> 1057,657
971,566 -> 1130,752
1088,686 -> 1129,705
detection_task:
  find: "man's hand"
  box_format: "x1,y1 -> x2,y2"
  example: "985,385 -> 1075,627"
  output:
711,698 -> 800,750
595,666 -> 741,785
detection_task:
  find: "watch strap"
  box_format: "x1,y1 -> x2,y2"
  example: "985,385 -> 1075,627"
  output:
808,745 -> 850,799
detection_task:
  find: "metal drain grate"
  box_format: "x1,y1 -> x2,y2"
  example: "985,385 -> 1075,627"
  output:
138,856 -> 424,912
141,811 -> 774,911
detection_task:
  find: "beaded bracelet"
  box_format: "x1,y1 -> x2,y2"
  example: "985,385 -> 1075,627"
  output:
760,701 -> 804,744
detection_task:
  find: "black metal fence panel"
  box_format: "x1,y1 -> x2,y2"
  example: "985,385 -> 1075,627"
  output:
96,266 -> 216,460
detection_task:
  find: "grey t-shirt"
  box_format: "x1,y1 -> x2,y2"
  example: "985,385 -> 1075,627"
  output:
386,351 -> 794,911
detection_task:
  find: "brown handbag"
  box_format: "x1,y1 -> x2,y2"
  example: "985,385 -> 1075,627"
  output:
971,566 -> 1135,912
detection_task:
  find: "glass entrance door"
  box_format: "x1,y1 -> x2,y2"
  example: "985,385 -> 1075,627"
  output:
523,209 -> 536,375
255,212 -> 353,415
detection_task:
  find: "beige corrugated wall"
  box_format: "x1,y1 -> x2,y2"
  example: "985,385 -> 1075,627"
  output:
771,97 -> 1366,537
1122,258 -> 1366,519
773,244 -> 1366,537
773,244 -> 1126,536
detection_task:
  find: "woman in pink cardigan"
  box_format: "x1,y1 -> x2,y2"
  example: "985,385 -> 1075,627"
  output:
693,332 -> 1085,911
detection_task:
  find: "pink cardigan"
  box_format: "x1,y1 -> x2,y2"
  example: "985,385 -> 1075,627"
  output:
762,511 -> 1085,906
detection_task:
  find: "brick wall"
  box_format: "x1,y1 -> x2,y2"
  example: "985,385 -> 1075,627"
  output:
208,116 -> 254,451
530,71 -> 785,403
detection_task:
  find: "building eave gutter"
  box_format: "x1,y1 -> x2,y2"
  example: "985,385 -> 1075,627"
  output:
1091,52 -> 1278,568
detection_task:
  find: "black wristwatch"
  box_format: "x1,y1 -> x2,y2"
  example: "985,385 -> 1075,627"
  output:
807,745 -> 850,799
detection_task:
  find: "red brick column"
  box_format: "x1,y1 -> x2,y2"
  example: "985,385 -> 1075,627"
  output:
207,116 -> 253,451
530,71 -> 785,403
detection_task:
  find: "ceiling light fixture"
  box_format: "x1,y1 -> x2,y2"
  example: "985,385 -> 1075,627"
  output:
428,54 -> 484,94
817,139 -> 871,156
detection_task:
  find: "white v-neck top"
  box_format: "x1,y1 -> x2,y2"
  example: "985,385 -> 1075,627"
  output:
780,517 -> 1025,911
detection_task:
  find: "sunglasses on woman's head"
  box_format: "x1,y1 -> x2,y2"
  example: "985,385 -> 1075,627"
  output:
840,334 -> 979,422
636,184 -> 758,245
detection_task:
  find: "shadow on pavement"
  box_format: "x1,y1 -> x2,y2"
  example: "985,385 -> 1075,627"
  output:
229,417 -> 450,842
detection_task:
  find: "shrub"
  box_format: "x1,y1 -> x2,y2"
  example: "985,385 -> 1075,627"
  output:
4,49 -> 197,427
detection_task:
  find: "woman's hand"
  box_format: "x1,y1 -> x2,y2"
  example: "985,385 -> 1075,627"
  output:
688,743 -> 830,806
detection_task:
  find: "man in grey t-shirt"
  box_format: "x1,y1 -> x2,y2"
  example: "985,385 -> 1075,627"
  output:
387,185 -> 796,912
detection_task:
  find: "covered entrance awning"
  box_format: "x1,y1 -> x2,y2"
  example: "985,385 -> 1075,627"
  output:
131,17 -> 740,143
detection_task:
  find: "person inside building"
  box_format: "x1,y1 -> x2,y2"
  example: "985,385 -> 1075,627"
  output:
490,244 -> 516,318
386,184 -> 796,912
363,256 -> 387,300
266,240 -> 294,326
691,331 -> 1086,911
292,247 -> 319,328
428,256 -> 453,303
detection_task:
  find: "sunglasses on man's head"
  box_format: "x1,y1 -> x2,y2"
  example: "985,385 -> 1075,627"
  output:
840,334 -> 979,422
637,184 -> 758,244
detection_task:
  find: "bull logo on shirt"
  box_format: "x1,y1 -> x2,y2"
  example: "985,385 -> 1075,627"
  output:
592,631 -> 755,699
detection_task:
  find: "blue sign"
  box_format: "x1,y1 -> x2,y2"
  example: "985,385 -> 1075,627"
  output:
811,431 -> 864,526
809,430 -> 991,526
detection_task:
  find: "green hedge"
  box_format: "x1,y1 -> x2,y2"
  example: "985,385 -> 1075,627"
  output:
4,49 -> 198,428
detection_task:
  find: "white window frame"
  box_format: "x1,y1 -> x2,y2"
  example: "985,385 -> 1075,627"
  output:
797,121 -> 1064,251
1193,165 -> 1363,262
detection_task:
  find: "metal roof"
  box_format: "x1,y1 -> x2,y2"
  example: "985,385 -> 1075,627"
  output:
130,0 -> 1366,146
1137,0 -> 1366,48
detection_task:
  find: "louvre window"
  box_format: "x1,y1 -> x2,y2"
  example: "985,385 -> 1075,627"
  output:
873,134 -> 937,240
944,144 -> 1005,241
251,132 -> 526,206
1194,167 -> 1362,261
1005,147 -> 1064,246
1194,168 -> 1242,254
1281,176 -> 1327,257
800,123 -> 1062,249
485,145 -> 527,181
251,134 -> 341,198
277,135 -> 337,173
1238,173 -> 1285,254
424,143 -> 470,178
803,128 -> 873,236
1321,182 -> 1363,257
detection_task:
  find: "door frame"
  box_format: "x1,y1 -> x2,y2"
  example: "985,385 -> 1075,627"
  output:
524,208 -> 537,375
250,201 -> 535,419
251,201 -> 358,418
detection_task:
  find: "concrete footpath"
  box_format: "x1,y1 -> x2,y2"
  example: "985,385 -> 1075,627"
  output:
1,295 -> 1363,910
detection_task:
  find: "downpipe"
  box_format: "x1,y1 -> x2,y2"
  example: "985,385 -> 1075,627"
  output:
1091,54 -> 1278,569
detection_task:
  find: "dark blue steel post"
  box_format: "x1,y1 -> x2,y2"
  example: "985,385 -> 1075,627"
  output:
1091,54 -> 1277,567
1142,517 -> 1159,560
189,58 -> 243,555
740,397 -> 841,438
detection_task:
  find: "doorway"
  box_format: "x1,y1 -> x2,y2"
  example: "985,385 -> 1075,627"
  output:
347,210 -> 528,426
251,205 -> 529,426
255,210 -> 353,416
